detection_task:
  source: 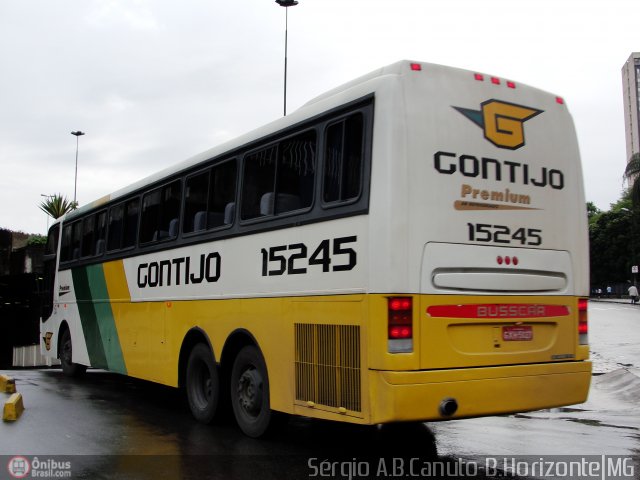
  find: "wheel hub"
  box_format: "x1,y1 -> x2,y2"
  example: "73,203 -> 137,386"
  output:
237,368 -> 262,415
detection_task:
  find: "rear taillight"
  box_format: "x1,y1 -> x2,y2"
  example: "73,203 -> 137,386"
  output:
388,297 -> 413,353
578,298 -> 588,345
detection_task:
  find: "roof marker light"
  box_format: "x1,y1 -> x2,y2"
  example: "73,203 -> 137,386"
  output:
491,77 -> 500,85
556,96 -> 565,104
507,81 -> 516,89
410,63 -> 422,71
474,73 -> 484,81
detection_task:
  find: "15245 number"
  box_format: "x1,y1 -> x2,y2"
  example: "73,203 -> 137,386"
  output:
261,236 -> 357,276
467,223 -> 542,246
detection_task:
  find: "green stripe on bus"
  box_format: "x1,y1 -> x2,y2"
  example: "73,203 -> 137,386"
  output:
72,265 -> 127,374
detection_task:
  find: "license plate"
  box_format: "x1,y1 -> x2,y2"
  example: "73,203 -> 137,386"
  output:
502,325 -> 533,341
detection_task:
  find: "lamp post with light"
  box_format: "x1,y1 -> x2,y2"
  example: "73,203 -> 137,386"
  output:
275,0 -> 298,116
71,131 -> 85,206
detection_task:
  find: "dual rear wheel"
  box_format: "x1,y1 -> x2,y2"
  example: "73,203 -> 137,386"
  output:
185,343 -> 276,438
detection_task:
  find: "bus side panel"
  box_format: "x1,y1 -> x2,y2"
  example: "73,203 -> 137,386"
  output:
71,264 -> 127,374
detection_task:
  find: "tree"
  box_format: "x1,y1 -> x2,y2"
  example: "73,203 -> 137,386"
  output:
39,194 -> 77,219
587,201 -> 601,226
623,152 -> 640,206
588,192 -> 638,288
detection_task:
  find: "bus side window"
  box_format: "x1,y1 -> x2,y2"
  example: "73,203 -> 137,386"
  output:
276,131 -> 316,213
41,224 -> 59,319
95,211 -> 107,256
242,145 -> 277,220
140,181 -> 180,243
324,113 -> 364,204
60,224 -> 73,262
123,198 -> 139,248
81,215 -> 96,258
107,204 -> 124,251
184,170 -> 210,233
141,189 -> 162,243
241,131 -> 316,220
209,160 -> 237,227
71,221 -> 82,260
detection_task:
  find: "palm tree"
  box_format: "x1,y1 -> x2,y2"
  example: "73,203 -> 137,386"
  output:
39,194 -> 77,219
624,152 -> 640,206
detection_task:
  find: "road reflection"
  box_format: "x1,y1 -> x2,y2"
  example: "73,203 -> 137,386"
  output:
39,370 -> 482,479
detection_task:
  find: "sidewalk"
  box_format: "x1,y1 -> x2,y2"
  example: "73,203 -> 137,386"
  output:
589,296 -> 639,305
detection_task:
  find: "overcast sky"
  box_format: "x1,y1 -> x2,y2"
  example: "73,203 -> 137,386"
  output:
1,0 -> 638,234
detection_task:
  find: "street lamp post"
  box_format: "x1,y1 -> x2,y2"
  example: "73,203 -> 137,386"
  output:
275,0 -> 299,116
71,131 -> 85,205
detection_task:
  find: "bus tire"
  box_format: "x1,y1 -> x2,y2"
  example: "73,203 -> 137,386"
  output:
59,328 -> 87,377
230,345 -> 274,438
186,343 -> 220,424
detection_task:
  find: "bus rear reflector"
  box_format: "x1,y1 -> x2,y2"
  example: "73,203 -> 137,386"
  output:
578,298 -> 588,345
388,297 -> 413,353
427,304 -> 570,319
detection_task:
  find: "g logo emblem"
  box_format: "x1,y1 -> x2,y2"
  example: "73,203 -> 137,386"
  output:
454,100 -> 543,150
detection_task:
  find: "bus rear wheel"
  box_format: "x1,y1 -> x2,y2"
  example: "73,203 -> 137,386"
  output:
186,343 -> 220,424
230,345 -> 275,438
59,328 -> 86,377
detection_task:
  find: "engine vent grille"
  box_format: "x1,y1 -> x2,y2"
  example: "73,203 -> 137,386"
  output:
295,324 -> 361,412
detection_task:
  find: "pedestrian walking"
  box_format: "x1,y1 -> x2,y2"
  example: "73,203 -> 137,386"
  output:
629,284 -> 639,304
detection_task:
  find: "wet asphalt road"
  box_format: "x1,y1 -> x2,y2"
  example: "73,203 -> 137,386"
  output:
1,302 -> 639,479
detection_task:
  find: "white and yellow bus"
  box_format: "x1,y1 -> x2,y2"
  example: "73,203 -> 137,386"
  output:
40,60 -> 591,437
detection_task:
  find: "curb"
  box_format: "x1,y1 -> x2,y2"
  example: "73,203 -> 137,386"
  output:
0,374 -> 17,394
1,374 -> 25,421
3,393 -> 25,422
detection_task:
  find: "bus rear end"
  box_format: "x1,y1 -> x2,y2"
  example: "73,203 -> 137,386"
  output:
367,61 -> 591,423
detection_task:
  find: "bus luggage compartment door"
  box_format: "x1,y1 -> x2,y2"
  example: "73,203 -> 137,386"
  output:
418,242 -> 577,369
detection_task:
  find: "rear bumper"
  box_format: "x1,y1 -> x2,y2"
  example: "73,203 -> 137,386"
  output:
369,361 -> 592,424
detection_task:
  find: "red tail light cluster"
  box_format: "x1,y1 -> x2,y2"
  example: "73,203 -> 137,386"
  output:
388,297 -> 413,353
578,298 -> 588,345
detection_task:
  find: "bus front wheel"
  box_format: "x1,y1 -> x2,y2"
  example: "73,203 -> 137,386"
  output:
59,328 -> 86,377
230,345 -> 275,438
186,343 -> 220,424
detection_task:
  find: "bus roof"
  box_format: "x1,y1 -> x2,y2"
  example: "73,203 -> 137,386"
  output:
64,60 -> 559,222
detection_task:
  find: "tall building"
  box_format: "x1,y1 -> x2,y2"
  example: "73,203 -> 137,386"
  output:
622,52 -> 640,161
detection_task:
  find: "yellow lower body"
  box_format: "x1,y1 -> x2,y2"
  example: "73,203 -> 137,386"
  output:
291,360 -> 591,425
369,360 -> 592,424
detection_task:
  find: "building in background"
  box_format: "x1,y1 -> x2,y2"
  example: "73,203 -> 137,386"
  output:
622,52 -> 640,162
0,229 -> 45,367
